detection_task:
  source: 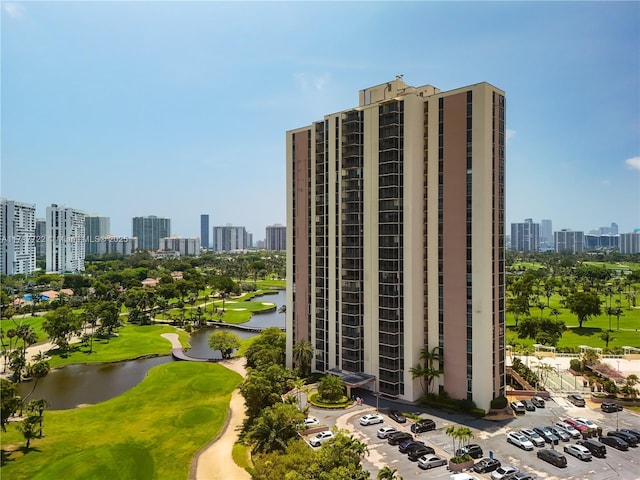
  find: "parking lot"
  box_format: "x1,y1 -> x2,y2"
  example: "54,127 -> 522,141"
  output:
305,393 -> 640,479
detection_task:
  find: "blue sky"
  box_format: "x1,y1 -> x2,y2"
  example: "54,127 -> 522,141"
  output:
2,1 -> 639,239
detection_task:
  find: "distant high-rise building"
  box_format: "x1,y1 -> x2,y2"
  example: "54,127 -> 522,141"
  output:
35,218 -> 46,258
510,219 -> 540,252
555,229 -> 584,254
95,235 -> 139,256
265,224 -> 286,251
620,232 -> 640,253
160,236 -> 201,256
0,199 -> 36,275
132,216 -> 171,251
611,222 -> 619,235
200,214 -> 209,248
212,225 -> 249,252
540,219 -> 553,249
286,77 -> 506,410
46,204 -> 85,273
85,216 -> 111,255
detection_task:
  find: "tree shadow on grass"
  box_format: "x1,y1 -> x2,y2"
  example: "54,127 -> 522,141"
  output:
567,326 -> 602,338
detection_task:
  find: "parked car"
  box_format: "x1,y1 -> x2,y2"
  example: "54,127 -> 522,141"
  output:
563,443 -> 592,461
359,413 -> 384,426
511,473 -> 535,480
418,454 -> 447,470
574,417 -> 598,433
309,430 -> 334,447
376,426 -> 397,439
388,409 -> 406,423
457,443 -> 484,459
506,431 -> 534,450
564,418 -> 588,433
554,421 -> 581,439
620,428 -> 640,442
522,399 -> 536,411
533,426 -> 559,445
521,429 -> 546,447
576,438 -> 607,458
599,435 -> 629,451
607,430 -> 638,447
567,394 -> 586,407
601,401 -> 623,413
408,445 -> 436,461
473,457 -> 501,473
451,474 -> 481,480
531,396 -> 546,408
491,465 -> 519,480
510,401 -> 526,414
387,431 -> 413,445
411,418 -> 436,433
398,439 -> 425,453
550,426 -> 571,442
304,417 -> 320,427
537,449 -> 567,467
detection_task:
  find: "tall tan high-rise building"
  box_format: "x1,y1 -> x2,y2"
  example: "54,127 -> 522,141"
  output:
285,78 -> 506,411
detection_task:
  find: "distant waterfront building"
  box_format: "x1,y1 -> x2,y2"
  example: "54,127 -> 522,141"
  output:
265,224 -> 286,251
46,204 -> 86,273
540,219 -> 553,250
286,77 -> 506,410
35,218 -> 46,258
212,225 -> 249,252
0,199 -> 36,275
584,234 -> 619,251
85,215 -> 111,255
95,235 -> 138,256
554,229 -> 584,254
200,214 -> 209,249
619,231 -> 640,253
510,218 -> 540,252
159,236 -> 201,256
132,216 -> 171,251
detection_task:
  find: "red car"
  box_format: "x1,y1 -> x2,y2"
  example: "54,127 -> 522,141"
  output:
564,418 -> 588,433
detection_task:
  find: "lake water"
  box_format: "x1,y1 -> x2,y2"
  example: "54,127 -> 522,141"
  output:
17,289 -> 286,409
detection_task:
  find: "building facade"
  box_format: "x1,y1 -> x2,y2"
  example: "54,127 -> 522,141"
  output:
159,236 -> 201,256
132,216 -> 171,251
35,218 -> 46,258
510,218 -> 540,252
94,235 -> 138,256
200,214 -> 209,249
540,219 -> 553,250
212,225 -> 250,252
46,204 -> 86,273
265,224 -> 286,251
0,199 -> 36,275
85,215 -> 111,255
554,229 -> 584,253
620,231 -> 640,253
285,78 -> 506,410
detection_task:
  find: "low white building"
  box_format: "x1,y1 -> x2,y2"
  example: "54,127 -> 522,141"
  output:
159,236 -> 200,256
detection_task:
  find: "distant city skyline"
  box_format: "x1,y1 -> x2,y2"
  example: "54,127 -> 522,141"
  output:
2,2 -> 638,237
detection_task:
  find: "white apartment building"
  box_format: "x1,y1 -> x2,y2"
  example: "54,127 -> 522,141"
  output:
0,199 -> 36,275
159,236 -> 201,256
212,225 -> 250,252
46,204 -> 86,273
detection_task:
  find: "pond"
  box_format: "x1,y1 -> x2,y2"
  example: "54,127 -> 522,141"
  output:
17,289 -> 287,409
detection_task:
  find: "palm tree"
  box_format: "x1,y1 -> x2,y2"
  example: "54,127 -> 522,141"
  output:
377,466 -> 402,480
599,330 -> 615,350
292,339 -> 313,377
26,398 -> 49,437
409,363 -> 429,395
18,415 -> 38,449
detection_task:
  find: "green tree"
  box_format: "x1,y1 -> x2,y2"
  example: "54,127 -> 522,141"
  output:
25,398 -> 49,437
317,375 -> 345,403
292,338 -> 313,377
42,306 -> 83,351
245,327 -> 286,369
22,360 -> 50,403
377,466 -> 403,480
1,379 -> 22,432
246,402 -> 305,454
565,291 -> 602,328
599,330 -> 615,350
208,330 -> 240,359
18,415 -> 39,449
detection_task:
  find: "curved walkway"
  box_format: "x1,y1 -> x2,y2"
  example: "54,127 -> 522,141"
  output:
160,334 -> 250,479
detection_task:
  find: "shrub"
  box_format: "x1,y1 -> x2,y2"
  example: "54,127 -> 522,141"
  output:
570,359 -> 582,372
490,396 -> 508,409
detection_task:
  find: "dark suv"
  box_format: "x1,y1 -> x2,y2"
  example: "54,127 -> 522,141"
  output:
457,443 -> 484,459
407,445 -> 435,461
388,409 -> 406,423
607,430 -> 638,447
577,438 -> 607,458
601,402 -> 623,413
473,457 -> 500,473
410,418 -> 436,433
537,448 -> 568,467
599,435 -> 629,451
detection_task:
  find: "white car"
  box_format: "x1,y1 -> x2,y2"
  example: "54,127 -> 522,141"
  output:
574,417 -> 598,432
418,454 -> 447,470
309,430 -> 334,447
564,443 -> 592,461
554,421 -> 581,439
506,431 -> 534,451
376,426 -> 397,439
450,474 -> 480,480
521,428 -> 545,447
359,413 -> 384,426
304,417 -> 320,427
491,465 -> 519,480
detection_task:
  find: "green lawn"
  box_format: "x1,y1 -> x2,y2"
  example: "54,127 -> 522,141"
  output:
1,316 -> 48,343
1,361 -> 241,480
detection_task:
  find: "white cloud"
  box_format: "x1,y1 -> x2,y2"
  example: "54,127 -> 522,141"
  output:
294,73 -> 331,92
625,156 -> 640,171
2,2 -> 25,18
